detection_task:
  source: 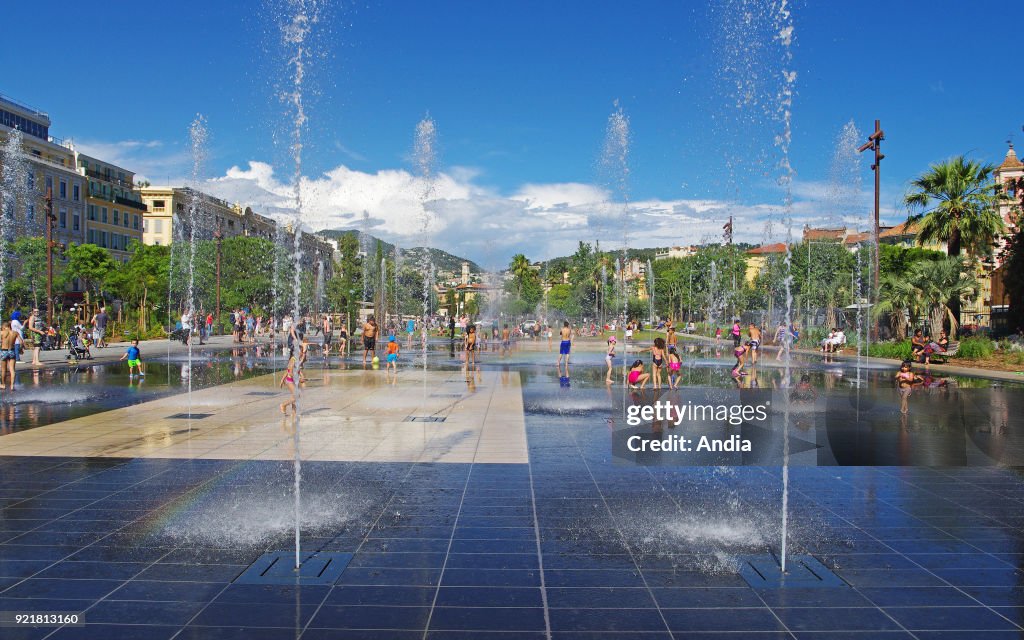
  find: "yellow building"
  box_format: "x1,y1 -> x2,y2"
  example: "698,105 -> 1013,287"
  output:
77,153 -> 145,263
744,243 -> 787,284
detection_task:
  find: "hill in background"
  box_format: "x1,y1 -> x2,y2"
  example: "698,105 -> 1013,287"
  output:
321,229 -> 483,274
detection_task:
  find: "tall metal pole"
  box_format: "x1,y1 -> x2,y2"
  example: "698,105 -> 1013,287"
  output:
45,187 -> 54,327
214,222 -> 222,333
859,119 -> 884,341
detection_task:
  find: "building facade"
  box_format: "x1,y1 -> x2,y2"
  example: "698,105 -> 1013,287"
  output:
77,153 -> 145,263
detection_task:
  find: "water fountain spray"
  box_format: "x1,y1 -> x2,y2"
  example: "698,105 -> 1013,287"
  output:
600,102 -> 631,391
413,115 -> 438,375
279,0 -> 322,571
0,129 -> 29,313
186,115 -> 209,424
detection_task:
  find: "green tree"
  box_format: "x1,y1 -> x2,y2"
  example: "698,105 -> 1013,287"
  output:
108,241 -> 170,332
908,256 -> 979,338
905,156 -> 1007,324
65,243 -> 116,309
9,237 -> 57,309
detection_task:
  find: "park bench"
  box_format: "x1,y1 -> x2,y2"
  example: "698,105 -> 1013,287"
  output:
927,341 -> 959,364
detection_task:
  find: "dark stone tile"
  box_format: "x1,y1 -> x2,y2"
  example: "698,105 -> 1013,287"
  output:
547,587 -> 655,609
1,578 -> 122,600
549,608 -> 667,632
189,602 -> 319,628
440,568 -> 539,587
544,570 -> 644,588
435,586 -> 543,608
324,585 -> 436,606
662,607 -> 786,632
860,586 -> 980,607
347,552 -> 447,569
47,625 -> 179,640
884,606 -> 1019,631
336,567 -> 441,586
34,561 -> 147,580
212,583 -> 330,604
135,563 -> 244,582
444,553 -> 538,570
652,587 -> 764,608
308,604 -> 430,629
107,580 -> 225,602
87,600 -> 206,625
772,606 -> 901,631
430,606 -> 546,631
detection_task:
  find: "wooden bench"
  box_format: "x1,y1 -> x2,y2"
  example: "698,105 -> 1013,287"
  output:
926,341 -> 958,364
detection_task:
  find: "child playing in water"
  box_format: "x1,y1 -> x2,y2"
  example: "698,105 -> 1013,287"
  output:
464,325 -> 478,366
627,359 -> 649,389
732,342 -> 750,377
714,327 -> 723,343
279,356 -> 298,415
895,360 -> 923,414
119,338 -> 145,377
385,335 -> 400,372
667,346 -> 682,389
638,337 -> 667,388
605,335 -> 617,385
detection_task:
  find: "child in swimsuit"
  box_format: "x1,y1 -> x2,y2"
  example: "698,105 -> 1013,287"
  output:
732,343 -> 749,377
650,337 -> 666,388
895,361 -> 922,414
464,325 -> 478,366
627,359 -> 649,389
667,346 -> 681,389
605,336 -> 617,385
385,335 -> 400,372
279,356 -> 298,415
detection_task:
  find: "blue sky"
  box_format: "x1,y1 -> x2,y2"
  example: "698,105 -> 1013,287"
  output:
2,0 -> 1020,266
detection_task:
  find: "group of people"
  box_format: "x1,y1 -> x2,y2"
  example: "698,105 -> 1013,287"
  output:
911,329 -> 949,365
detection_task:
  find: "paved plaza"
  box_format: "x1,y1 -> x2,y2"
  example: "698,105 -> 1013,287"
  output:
2,342 -> 1024,639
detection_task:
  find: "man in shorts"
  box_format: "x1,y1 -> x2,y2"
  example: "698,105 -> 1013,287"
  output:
362,316 -> 378,365
322,314 -> 333,356
747,323 -> 762,365
92,306 -> 109,348
557,320 -> 572,375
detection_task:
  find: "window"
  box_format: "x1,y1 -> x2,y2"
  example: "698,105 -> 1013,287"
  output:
59,208 -> 67,229
72,184 -> 79,201
73,213 -> 80,231
144,219 -> 150,232
101,207 -> 107,223
113,210 -> 119,225
123,213 -> 129,228
101,231 -> 107,248
154,219 -> 163,233
133,215 -> 139,230
87,205 -> 96,221
87,229 -> 94,243
152,200 -> 165,212
45,176 -> 52,192
27,172 -> 34,189
59,180 -> 66,199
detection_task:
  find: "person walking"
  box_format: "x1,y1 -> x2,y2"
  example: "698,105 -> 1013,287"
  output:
10,311 -> 24,362
92,306 -> 110,348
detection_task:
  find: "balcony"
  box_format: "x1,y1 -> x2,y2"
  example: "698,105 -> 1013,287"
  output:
113,194 -> 147,212
85,169 -> 135,189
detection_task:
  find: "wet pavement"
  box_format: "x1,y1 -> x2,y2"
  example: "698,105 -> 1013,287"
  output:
2,339 -> 1024,638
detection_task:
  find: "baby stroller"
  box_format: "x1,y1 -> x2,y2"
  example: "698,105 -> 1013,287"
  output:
66,327 -> 92,362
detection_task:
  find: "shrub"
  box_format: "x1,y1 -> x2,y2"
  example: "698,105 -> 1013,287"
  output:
867,339 -> 911,360
956,336 -> 995,359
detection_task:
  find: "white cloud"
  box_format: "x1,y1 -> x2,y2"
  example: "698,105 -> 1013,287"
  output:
196,160 -> 887,269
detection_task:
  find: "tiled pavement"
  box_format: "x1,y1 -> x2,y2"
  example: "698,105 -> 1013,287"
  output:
2,365 -> 1024,638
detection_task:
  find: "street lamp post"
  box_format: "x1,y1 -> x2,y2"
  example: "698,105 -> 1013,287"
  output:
858,120 -> 885,340
44,187 -> 56,327
214,221 -> 222,335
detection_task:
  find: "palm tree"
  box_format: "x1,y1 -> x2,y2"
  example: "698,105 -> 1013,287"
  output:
905,156 -> 1006,325
873,273 -> 919,340
509,253 -> 531,298
909,256 -> 979,338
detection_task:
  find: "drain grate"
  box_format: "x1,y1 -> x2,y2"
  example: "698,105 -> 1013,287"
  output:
431,393 -> 463,398
739,554 -> 847,589
245,391 -> 278,397
404,416 -> 447,423
235,551 -> 353,585
166,413 -> 212,420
